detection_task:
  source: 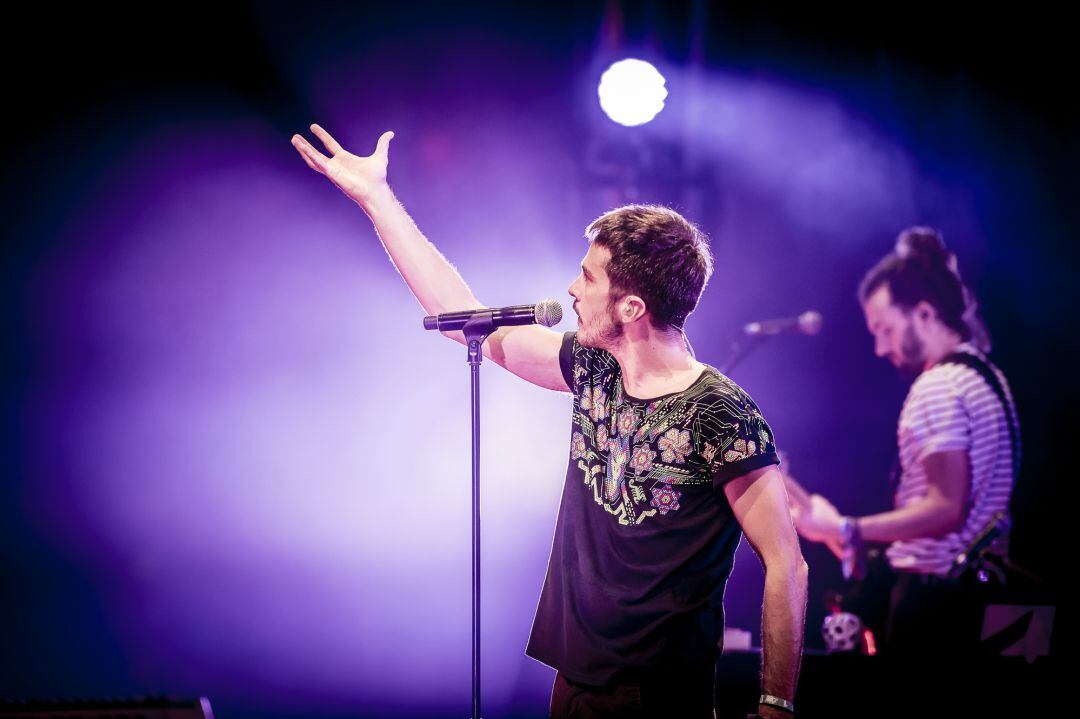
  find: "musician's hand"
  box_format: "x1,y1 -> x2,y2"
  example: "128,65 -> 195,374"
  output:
291,125 -> 394,207
793,493 -> 843,545
791,503 -> 844,558
787,493 -> 801,521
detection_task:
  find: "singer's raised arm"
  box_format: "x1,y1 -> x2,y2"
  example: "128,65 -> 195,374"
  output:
292,124 -> 567,391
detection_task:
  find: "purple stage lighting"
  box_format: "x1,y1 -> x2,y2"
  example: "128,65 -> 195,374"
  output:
597,59 -> 668,126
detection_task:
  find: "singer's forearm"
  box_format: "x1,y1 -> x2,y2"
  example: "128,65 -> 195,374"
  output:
361,185 -> 483,322
358,184 -> 566,390
759,559 -> 807,707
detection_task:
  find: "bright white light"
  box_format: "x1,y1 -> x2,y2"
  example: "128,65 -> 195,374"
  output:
597,59 -> 668,127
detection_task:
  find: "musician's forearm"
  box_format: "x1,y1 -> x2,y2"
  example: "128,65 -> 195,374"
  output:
857,497 -> 961,542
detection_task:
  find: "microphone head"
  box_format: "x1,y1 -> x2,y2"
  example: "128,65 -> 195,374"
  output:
798,310 -> 823,336
534,299 -> 563,327
742,321 -> 764,336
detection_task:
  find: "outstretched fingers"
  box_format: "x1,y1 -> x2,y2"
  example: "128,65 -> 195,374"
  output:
291,133 -> 330,174
294,142 -> 321,173
310,124 -> 344,155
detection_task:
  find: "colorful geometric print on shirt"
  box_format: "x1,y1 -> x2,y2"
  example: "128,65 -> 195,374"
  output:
565,331 -> 777,527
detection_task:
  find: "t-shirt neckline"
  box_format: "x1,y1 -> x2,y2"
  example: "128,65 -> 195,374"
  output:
619,366 -> 713,405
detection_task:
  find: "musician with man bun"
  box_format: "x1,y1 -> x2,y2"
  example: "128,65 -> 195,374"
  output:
793,227 -> 1019,654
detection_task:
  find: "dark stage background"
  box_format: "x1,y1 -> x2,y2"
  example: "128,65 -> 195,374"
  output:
2,2 -> 1073,717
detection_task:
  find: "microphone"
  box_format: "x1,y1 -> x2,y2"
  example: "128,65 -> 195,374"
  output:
423,300 -> 563,331
743,310 -> 823,337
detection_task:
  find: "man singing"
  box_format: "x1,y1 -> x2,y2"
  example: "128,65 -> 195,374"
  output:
292,125 -> 807,718
793,227 -> 1019,654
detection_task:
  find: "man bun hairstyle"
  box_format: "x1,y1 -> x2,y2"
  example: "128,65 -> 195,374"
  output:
859,226 -> 991,352
586,205 -> 714,331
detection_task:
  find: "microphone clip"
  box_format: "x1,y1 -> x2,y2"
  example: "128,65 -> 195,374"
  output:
463,312 -> 496,365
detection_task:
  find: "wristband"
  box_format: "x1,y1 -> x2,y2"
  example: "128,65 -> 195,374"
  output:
839,516 -> 861,547
759,693 -> 795,714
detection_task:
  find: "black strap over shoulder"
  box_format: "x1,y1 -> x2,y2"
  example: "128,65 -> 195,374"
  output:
936,351 -> 1021,478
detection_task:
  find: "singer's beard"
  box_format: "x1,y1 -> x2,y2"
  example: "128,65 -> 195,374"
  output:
578,300 -> 624,350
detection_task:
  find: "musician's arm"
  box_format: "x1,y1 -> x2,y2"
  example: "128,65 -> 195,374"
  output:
796,450 -> 970,545
780,468 -> 845,558
856,450 -> 971,542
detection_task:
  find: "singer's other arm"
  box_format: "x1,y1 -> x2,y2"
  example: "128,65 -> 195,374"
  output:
724,465 -> 807,716
292,125 -> 567,392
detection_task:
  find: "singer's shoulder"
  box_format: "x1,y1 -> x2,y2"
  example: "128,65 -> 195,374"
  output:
697,365 -> 768,411
691,367 -> 777,457
698,364 -> 740,394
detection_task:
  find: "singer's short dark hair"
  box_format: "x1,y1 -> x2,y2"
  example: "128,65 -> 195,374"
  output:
586,205 -> 713,331
859,226 -> 990,351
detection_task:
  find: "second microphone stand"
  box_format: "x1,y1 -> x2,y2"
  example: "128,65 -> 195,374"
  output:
721,333 -> 769,375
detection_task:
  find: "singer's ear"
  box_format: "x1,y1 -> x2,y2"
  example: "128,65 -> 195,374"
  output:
619,295 -> 648,324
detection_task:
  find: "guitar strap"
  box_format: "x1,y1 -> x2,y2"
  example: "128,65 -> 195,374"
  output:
888,350 -> 1020,495
935,351 -> 1021,478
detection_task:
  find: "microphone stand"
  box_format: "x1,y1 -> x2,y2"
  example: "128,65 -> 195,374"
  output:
462,311 -> 495,719
720,333 -> 768,375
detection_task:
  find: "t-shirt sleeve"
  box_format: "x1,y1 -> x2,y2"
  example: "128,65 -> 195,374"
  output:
558,331 -> 578,394
699,383 -> 780,488
905,370 -> 972,463
559,331 -> 618,401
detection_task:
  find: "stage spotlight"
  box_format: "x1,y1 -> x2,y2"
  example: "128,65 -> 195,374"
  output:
597,59 -> 668,127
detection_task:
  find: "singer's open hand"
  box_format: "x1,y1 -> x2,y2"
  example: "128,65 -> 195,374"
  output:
291,125 -> 394,206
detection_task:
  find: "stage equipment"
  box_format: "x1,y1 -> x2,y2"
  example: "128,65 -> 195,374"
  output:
427,299 -> 562,719
597,59 -> 668,126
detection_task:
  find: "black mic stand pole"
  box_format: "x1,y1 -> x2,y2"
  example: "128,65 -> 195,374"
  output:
462,311 -> 495,719
721,333 -> 768,376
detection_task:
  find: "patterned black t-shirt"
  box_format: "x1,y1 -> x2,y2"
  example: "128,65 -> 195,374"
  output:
525,332 -> 779,685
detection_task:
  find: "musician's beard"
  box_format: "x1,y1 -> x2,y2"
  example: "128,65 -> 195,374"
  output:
895,324 -> 926,379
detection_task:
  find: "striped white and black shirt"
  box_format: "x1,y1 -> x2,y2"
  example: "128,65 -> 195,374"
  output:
885,344 -> 1018,576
